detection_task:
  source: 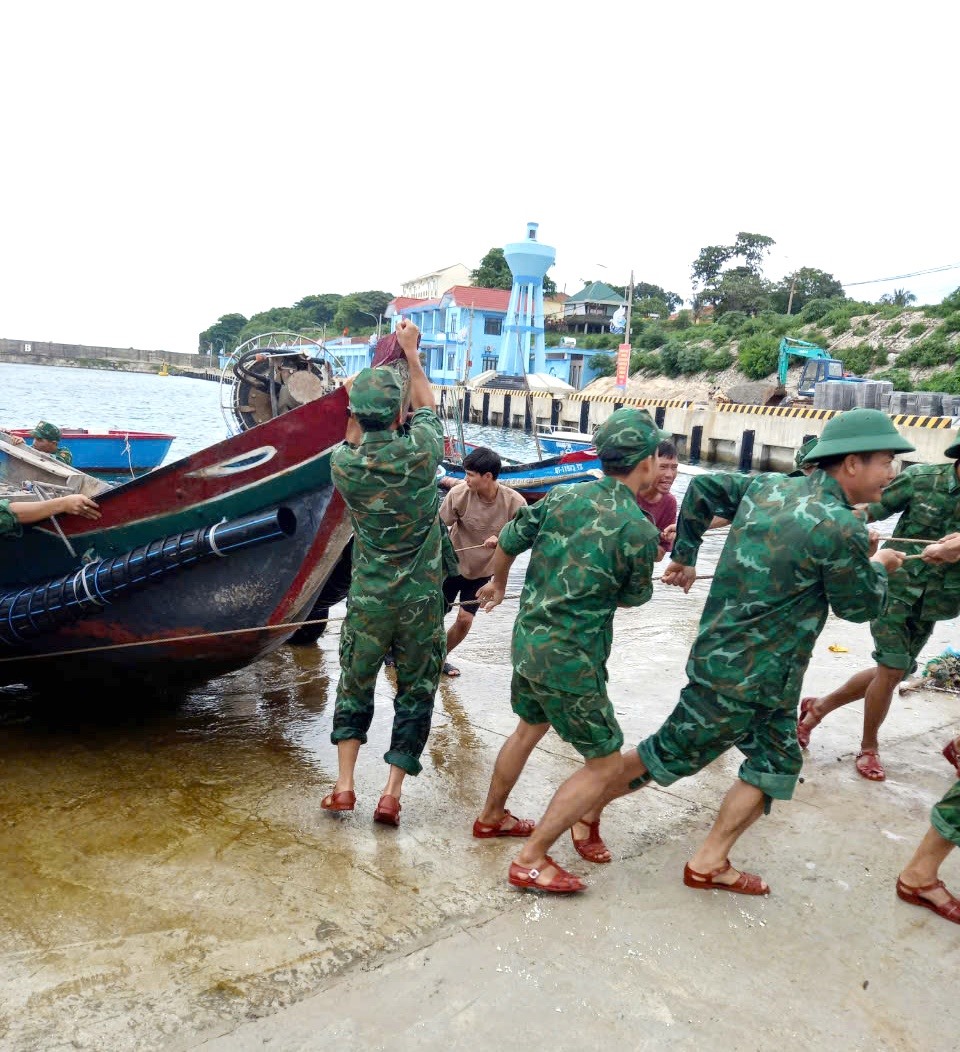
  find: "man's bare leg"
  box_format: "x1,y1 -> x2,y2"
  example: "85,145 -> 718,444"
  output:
686,779 -> 768,890
861,664 -> 907,751
476,719 -> 550,830
573,749 -> 651,861
899,825 -> 957,909
513,751 -> 624,885
382,763 -> 407,800
332,739 -> 361,795
800,668 -> 876,739
445,609 -> 473,657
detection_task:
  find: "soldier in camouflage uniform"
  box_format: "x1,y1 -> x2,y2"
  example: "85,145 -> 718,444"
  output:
0,493 -> 100,537
891,531 -> 960,925
799,434 -> 960,782
29,421 -> 73,465
473,408 -> 667,894
322,320 -> 449,828
595,408 -> 912,896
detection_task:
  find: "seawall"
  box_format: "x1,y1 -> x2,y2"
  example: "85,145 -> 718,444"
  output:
435,384 -> 959,469
0,337 -> 220,380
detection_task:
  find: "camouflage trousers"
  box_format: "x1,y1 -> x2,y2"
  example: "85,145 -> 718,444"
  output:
931,778 -> 960,847
636,681 -> 803,811
332,591 -> 445,776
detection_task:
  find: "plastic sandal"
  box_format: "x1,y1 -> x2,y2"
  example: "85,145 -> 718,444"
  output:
320,790 -> 356,812
943,739 -> 960,778
442,661 -> 461,677
472,809 -> 535,838
797,696 -> 821,750
683,859 -> 770,895
373,793 -> 401,827
508,855 -> 585,894
855,749 -> 886,781
896,877 -> 960,924
571,820 -> 611,864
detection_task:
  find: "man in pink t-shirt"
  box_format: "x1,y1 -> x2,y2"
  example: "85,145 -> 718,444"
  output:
636,440 -> 679,551
439,447 -> 525,676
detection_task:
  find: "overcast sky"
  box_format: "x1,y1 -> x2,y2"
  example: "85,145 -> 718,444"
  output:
2,1 -> 956,354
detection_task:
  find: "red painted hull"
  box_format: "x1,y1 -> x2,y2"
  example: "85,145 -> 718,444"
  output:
0,388 -> 352,691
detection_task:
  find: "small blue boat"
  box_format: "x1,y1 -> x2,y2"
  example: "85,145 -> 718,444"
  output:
535,426 -> 596,456
11,428 -> 175,473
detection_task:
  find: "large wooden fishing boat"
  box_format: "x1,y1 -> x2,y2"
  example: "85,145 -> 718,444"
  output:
0,387 -> 352,692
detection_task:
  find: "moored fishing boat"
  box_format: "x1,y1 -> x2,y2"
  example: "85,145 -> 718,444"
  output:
9,427 -> 176,473
534,425 -> 596,456
0,387 -> 352,692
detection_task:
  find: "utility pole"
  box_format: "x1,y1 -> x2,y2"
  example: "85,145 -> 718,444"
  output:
625,269 -> 634,347
786,271 -> 798,315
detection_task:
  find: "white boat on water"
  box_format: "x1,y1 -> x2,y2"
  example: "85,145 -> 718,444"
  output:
535,426 -> 596,456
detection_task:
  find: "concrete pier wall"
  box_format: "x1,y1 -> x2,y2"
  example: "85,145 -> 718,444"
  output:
437,385 -> 958,469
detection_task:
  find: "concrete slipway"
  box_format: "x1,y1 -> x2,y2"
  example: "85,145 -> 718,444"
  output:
2,546 -> 958,1052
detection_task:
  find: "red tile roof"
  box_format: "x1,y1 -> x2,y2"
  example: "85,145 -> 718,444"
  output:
445,286 -> 511,311
389,296 -> 432,312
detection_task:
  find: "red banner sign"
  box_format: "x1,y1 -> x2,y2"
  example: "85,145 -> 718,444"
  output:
615,343 -> 631,388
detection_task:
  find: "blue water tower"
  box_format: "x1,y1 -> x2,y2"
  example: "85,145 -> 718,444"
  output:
496,222 -> 555,376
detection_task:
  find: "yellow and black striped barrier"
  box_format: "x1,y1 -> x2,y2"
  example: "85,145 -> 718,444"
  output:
716,403 -> 839,419
568,393 -> 691,408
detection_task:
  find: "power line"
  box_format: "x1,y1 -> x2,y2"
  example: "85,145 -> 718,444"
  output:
842,262 -> 960,288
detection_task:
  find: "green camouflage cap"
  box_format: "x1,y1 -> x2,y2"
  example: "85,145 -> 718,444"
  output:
803,408 -> 915,462
31,420 -> 61,442
795,437 -> 818,468
348,367 -> 403,428
593,407 -> 671,468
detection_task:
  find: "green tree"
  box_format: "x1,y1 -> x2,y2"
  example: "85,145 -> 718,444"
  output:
769,268 -> 845,314
588,352 -> 615,377
294,293 -> 344,326
691,231 -> 776,315
471,247 -> 556,293
332,291 -> 393,334
199,312 -> 248,355
880,288 -> 917,307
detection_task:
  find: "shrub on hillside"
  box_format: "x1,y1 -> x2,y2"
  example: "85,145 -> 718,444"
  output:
636,324 -> 667,350
873,368 -> 913,391
897,332 -> 957,368
923,288 -> 960,318
588,353 -> 615,377
942,312 -> 960,334
907,322 -> 927,338
675,345 -> 705,373
703,348 -> 734,371
631,351 -> 662,375
737,334 -> 779,380
672,310 -> 693,330
886,320 -> 903,335
917,368 -> 960,394
798,299 -> 834,323
658,341 -> 682,377
842,343 -> 883,376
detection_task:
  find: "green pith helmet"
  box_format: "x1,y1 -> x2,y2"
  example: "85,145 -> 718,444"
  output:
803,408 -> 916,463
944,435 -> 960,459
348,367 -> 403,428
593,407 -> 671,469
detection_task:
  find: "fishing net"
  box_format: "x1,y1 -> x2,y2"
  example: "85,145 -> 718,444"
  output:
920,648 -> 960,690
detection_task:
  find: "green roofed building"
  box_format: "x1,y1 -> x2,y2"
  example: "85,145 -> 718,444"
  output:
562,282 -> 628,334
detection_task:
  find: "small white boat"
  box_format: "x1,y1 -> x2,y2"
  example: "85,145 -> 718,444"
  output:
535,426 -> 596,456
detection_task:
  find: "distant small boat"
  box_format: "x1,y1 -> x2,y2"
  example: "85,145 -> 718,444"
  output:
10,428 -> 176,473
535,426 -> 596,456
439,446 -> 602,503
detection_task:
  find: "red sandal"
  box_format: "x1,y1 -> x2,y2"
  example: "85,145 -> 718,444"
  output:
472,809 -> 535,839
855,749 -> 886,781
943,739 -> 960,778
571,820 -> 611,864
321,790 -> 356,812
896,877 -> 960,924
508,855 -> 585,894
683,859 -> 769,895
373,794 -> 401,827
797,696 -> 821,750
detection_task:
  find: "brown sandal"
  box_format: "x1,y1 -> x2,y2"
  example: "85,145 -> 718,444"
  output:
683,859 -> 769,895
508,855 -> 585,894
373,794 -> 401,827
321,790 -> 356,812
571,820 -> 611,864
855,749 -> 886,781
472,809 -> 535,839
896,877 -> 960,924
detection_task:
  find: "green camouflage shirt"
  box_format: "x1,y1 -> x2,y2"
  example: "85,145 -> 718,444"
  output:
868,461 -> 960,620
498,474 -> 660,695
672,469 -> 889,708
0,499 -> 22,538
331,408 -> 445,607
54,447 -> 73,465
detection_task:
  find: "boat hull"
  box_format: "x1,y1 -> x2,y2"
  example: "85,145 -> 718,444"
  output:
10,429 -> 176,472
1,389 -> 352,690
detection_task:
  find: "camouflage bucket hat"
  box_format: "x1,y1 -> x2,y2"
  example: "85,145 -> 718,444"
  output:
803,408 -> 915,462
593,407 -> 671,468
348,367 -> 403,428
31,420 -> 61,442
